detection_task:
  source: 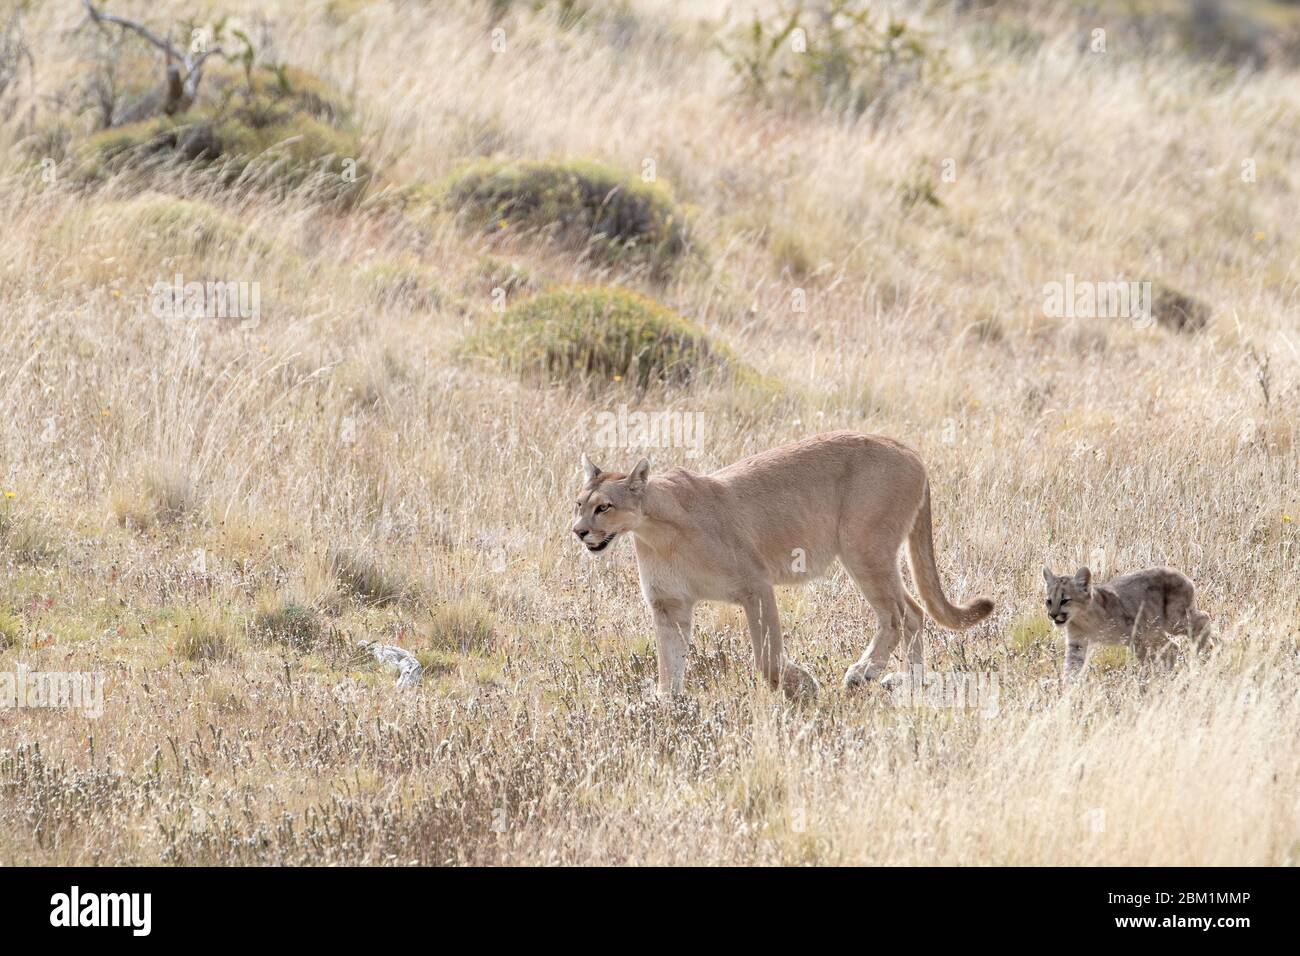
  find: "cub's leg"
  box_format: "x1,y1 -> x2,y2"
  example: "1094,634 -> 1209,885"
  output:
1062,634 -> 1088,683
739,586 -> 818,701
1144,636 -> 1180,670
649,597 -> 693,697
841,554 -> 915,690
1166,605 -> 1215,659
1189,610 -> 1214,652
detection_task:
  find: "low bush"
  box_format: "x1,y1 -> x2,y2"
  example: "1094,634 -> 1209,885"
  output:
463,284 -> 755,391
718,0 -> 947,118
253,598 -> 324,651
1152,283 -> 1211,333
77,58 -> 367,203
445,159 -> 689,267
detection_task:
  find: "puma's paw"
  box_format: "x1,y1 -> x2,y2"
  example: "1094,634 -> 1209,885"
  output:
842,661 -> 883,691
879,671 -> 912,692
780,663 -> 819,702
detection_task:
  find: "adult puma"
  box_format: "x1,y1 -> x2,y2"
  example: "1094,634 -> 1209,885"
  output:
571,431 -> 993,700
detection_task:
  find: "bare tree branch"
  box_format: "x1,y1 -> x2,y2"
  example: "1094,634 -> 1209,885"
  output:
0,10 -> 36,122
82,0 -> 180,63
81,0 -> 228,121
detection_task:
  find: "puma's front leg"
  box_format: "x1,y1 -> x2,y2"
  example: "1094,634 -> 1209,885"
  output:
1062,635 -> 1087,683
649,598 -> 692,697
740,586 -> 818,701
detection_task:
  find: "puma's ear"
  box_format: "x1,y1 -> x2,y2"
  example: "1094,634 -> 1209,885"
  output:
627,458 -> 651,493
1074,567 -> 1092,589
581,453 -> 602,483
1042,566 -> 1054,584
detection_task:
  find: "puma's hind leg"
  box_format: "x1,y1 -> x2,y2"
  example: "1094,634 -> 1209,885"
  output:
841,552 -> 922,691
886,592 -> 927,690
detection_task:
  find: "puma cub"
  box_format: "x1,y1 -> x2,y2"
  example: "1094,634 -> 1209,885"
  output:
1042,566 -> 1213,681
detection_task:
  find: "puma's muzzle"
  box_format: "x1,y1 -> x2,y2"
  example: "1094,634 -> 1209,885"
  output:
584,532 -> 617,552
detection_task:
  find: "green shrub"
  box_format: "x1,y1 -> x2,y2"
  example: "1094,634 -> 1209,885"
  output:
445,160 -> 689,267
253,598 -> 323,651
473,256 -> 535,298
79,63 -> 367,203
208,62 -> 352,127
463,285 -> 754,391
110,193 -> 252,254
1152,282 -> 1211,333
718,0 -> 945,117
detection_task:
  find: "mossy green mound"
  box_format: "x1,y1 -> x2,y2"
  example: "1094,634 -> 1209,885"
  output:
463,285 -> 759,391
445,160 -> 689,267
107,192 -> 253,254
253,599 -> 323,651
79,64 -> 367,203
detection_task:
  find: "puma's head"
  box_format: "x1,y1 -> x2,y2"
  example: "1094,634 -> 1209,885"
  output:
1043,566 -> 1092,626
571,453 -> 650,554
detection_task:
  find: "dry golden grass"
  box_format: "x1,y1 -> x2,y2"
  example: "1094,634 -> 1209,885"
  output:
0,0 -> 1296,865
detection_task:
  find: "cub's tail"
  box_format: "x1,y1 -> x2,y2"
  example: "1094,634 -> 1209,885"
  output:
906,482 -> 994,630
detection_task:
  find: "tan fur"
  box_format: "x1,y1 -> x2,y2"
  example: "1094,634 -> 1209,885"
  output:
1043,565 -> 1214,682
572,431 -> 994,699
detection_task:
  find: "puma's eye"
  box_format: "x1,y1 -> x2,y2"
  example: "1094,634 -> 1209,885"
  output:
1045,600 -> 1051,607
595,504 -> 611,514
1060,598 -> 1070,605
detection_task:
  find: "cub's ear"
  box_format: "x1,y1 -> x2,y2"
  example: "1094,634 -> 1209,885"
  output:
1042,566 -> 1054,584
1073,567 -> 1092,589
627,458 -> 651,493
581,453 -> 602,483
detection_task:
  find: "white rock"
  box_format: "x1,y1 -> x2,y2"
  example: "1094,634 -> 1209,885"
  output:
358,640 -> 423,689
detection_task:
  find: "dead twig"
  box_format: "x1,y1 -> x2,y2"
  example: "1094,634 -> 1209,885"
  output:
80,0 -> 227,117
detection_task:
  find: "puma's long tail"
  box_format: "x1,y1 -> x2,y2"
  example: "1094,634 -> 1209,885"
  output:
906,482 -> 994,630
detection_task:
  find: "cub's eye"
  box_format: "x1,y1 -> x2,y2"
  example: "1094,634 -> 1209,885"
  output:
1044,600 -> 1051,607
1060,598 -> 1070,605
595,504 -> 611,514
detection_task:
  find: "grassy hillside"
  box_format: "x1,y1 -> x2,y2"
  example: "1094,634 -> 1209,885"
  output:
0,0 -> 1296,864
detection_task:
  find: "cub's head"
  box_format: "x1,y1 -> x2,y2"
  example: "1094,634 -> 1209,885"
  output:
571,453 -> 650,554
1042,566 -> 1092,626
